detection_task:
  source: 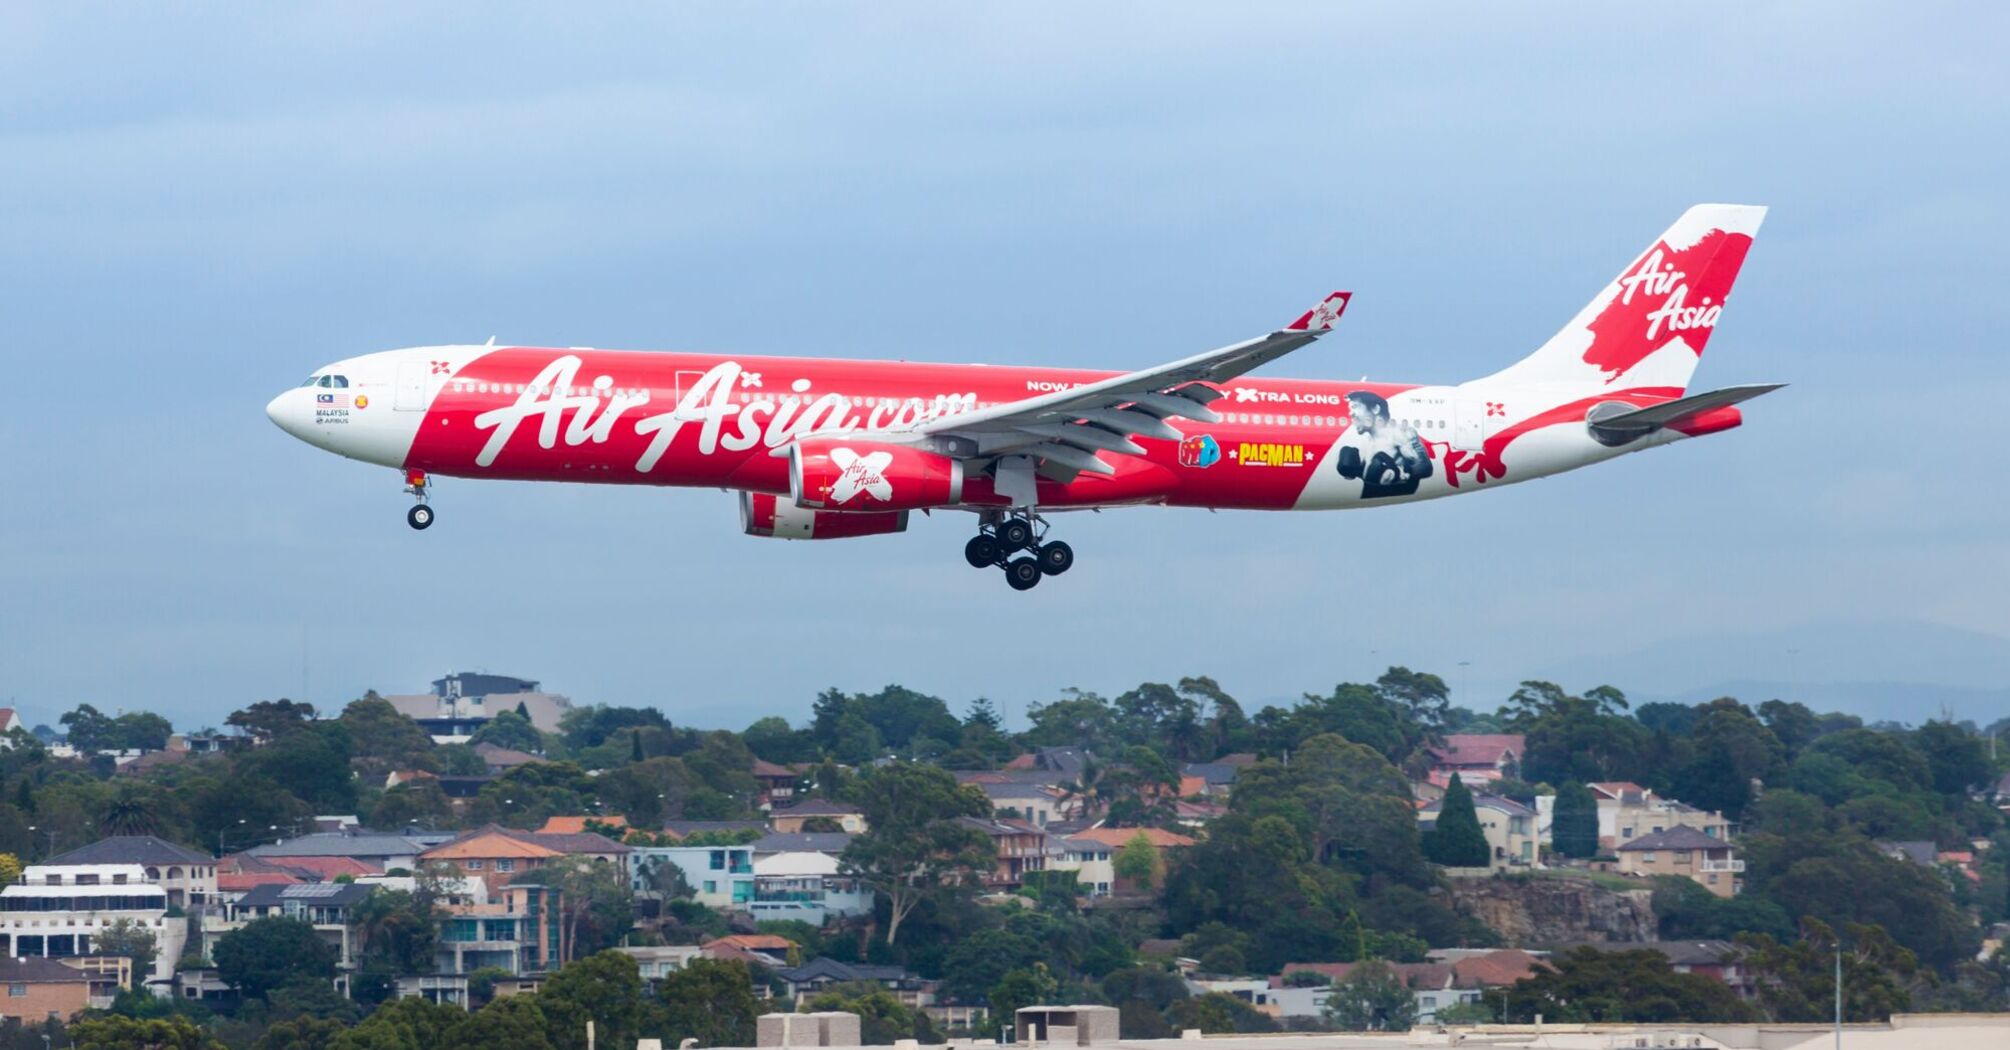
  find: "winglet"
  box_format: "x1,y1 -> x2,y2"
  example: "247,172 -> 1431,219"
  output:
1286,291 -> 1352,332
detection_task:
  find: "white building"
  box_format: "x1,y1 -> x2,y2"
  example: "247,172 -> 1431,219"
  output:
1051,837 -> 1116,896
633,844 -> 756,910
0,864 -> 185,983
747,852 -> 872,926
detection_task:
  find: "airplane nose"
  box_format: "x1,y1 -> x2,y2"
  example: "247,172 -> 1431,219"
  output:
265,391 -> 287,427
265,389 -> 312,441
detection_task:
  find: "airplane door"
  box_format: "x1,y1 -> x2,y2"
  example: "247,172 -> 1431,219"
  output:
394,353 -> 430,411
1452,398 -> 1485,451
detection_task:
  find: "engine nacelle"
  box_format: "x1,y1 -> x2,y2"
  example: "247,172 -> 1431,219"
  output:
740,492 -> 908,540
788,438 -> 963,512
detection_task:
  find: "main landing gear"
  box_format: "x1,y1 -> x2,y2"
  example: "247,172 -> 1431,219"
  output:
964,513 -> 1072,591
403,470 -> 434,530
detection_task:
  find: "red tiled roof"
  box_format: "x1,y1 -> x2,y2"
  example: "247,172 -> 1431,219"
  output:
1277,962 -> 1453,989
706,934 -> 795,952
1451,949 -> 1546,987
1427,734 -> 1525,767
220,872 -> 302,892
538,815 -> 630,835
1070,827 -> 1195,849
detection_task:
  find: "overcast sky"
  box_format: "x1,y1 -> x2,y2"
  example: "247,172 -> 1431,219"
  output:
2,4 -> 2006,733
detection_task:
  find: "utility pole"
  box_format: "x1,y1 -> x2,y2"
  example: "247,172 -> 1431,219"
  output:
1834,943 -> 1843,1050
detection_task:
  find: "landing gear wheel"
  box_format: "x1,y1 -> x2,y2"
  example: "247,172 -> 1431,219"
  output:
1004,558 -> 1042,591
1037,540 -> 1074,576
407,505 -> 434,530
964,535 -> 1001,568
998,518 -> 1034,550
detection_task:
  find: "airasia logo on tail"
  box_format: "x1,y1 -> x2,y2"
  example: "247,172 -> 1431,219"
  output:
1582,228 -> 1753,380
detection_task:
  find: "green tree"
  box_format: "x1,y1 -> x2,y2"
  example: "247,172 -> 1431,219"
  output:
257,1015 -> 347,1050
535,855 -> 634,960
840,762 -> 993,944
806,983 -> 938,1044
1165,992 -> 1278,1033
538,950 -> 645,1050
100,781 -> 173,837
349,887 -> 439,975
368,781 -> 454,829
95,917 -> 159,989
214,917 -> 337,1000
989,965 -> 1061,1022
1667,699 -> 1785,820
1114,832 -> 1162,891
470,709 -> 543,753
227,699 -> 319,743
1507,946 -> 1758,1023
938,928 -> 1046,1003
340,695 -> 437,775
657,958 -> 762,1048
443,996 -> 553,1050
1323,960 -> 1418,1031
329,995 -> 465,1050
241,721 -> 358,812
1425,774 -> 1490,867
71,1016 -> 222,1050
1736,919 -> 1921,1022
1551,781 -> 1599,859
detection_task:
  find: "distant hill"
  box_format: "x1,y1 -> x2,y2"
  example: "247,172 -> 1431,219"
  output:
1536,617 -> 2010,727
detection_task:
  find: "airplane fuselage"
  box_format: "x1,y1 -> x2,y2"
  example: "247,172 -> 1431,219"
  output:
266,344 -> 1711,513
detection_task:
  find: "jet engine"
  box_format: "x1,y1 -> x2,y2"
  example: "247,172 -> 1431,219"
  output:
740,492 -> 908,540
788,438 -> 963,512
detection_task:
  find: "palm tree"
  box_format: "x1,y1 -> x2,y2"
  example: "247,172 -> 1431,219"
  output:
100,785 -> 165,837
1058,759 -> 1111,820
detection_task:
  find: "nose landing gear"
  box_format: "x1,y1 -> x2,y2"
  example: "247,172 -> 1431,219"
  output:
965,512 -> 1071,590
404,470 -> 434,530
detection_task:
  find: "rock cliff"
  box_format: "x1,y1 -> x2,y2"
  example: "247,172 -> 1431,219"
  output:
1448,874 -> 1655,946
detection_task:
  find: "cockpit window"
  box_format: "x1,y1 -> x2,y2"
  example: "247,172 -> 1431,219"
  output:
300,376 -> 321,387
329,375 -> 349,388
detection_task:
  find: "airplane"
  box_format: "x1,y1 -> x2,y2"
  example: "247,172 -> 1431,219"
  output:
267,204 -> 1779,590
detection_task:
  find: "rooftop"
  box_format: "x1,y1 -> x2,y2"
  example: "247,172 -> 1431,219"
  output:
47,835 -> 213,867
1617,826 -> 1731,852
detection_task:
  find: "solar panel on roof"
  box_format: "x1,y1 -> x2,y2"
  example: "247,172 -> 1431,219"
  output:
282,883 -> 346,898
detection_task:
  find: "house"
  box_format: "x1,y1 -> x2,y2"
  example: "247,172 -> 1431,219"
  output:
1617,827 -> 1743,896
1876,840 -> 1938,868
1439,948 -> 1545,990
1002,747 -> 1093,780
663,819 -> 768,841
752,760 -> 802,809
749,832 -> 855,858
382,671 -> 573,744
632,843 -> 756,909
1424,734 -> 1525,787
1274,962 -> 1479,1024
0,957 -> 92,1022
437,882 -> 566,975
1050,837 -> 1116,897
474,742 -> 543,773
613,944 -> 705,982
769,800 -> 867,834
394,973 -> 469,1008
421,826 -> 631,896
705,934 -> 797,967
1181,758 -> 1251,799
1624,941 -> 1753,998
46,836 -> 218,908
244,829 -> 450,874
1418,794 -> 1540,869
0,864 -> 184,983
975,782 -> 1073,827
747,851 -> 872,925
956,816 -> 1054,890
0,708 -> 23,739
210,882 -> 374,968
1589,782 -> 1733,851
537,815 -> 630,837
775,958 -> 935,1009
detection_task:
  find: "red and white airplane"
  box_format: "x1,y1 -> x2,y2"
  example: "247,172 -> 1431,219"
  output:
269,205 -> 1778,589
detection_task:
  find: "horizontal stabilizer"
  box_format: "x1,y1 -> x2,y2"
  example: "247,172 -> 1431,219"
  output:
1589,383 -> 1785,434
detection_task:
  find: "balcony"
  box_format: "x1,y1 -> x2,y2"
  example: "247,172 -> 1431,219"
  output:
1700,858 -> 1745,873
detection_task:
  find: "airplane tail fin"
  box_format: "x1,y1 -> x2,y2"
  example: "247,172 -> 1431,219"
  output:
1483,204 -> 1766,392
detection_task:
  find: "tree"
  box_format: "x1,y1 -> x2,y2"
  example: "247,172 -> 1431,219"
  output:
214,917 -> 337,1000
535,855 -> 634,960
349,888 -> 439,976
1323,961 -> 1418,1031
69,1016 -> 222,1050
100,782 -> 172,837
443,996 -> 553,1050
368,781 -> 454,829
227,699 -> 318,742
1551,781 -> 1599,859
1114,833 -> 1162,891
241,721 -> 358,812
806,983 -> 938,1044
1666,699 -> 1785,820
0,852 -> 20,889
1425,774 -> 1490,867
256,1015 -> 346,1050
329,995 -> 465,1049
341,695 -> 437,774
657,958 -> 762,1048
1737,919 -> 1920,1022
840,761 -> 993,945
938,928 -> 1046,1004
1913,721 -> 1992,797
1374,666 -> 1452,739
470,709 -> 542,753
538,951 -> 645,1050
95,918 -> 159,988
990,965 -> 1061,1023
1506,946 -> 1758,1023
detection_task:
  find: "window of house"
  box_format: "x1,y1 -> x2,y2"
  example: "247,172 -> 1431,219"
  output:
703,881 -> 717,894
496,859 -> 515,873
7,984 -> 24,997
710,850 -> 725,870
1675,850 -> 1691,864
465,860 -> 484,870
1708,874 -> 1719,885
1641,852 -> 1656,863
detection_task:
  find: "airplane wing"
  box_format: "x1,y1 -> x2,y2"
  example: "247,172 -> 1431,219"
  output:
1590,383 -> 1785,433
908,291 -> 1351,485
